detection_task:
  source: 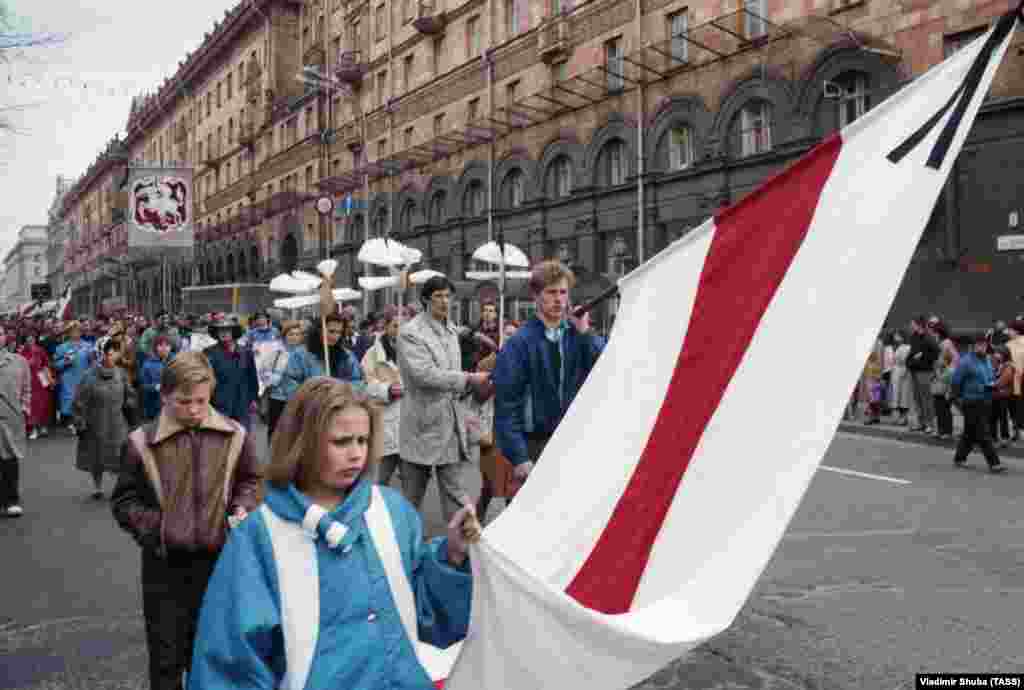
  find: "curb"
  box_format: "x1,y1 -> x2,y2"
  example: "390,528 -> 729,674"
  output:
837,422 -> 1024,460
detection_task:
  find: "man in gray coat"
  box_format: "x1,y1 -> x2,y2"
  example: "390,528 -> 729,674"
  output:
397,276 -> 490,522
0,325 -> 31,518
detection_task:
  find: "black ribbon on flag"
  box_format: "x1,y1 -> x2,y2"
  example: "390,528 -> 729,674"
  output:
887,5 -> 1021,169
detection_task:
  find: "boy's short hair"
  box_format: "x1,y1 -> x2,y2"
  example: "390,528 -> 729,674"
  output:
529,260 -> 576,296
160,351 -> 217,396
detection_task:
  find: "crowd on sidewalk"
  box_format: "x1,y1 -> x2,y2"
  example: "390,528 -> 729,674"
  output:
0,260 -> 606,690
849,314 -> 1023,473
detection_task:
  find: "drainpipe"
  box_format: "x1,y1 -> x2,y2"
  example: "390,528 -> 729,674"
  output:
635,0 -> 644,266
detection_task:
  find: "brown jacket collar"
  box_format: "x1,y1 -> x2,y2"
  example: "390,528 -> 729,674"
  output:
146,407 -> 239,446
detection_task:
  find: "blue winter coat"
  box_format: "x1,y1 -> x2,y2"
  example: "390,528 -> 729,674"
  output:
205,344 -> 260,423
54,340 -> 94,417
493,317 -> 603,466
188,480 -> 472,690
139,355 -> 172,421
951,351 -> 995,403
281,345 -> 364,390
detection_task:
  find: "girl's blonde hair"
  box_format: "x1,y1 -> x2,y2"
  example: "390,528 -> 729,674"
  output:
266,378 -> 382,490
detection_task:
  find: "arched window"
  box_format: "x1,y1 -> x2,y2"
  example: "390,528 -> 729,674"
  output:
236,251 -> 247,280
464,180 -> 485,216
215,258 -> 225,283
226,253 -> 236,283
598,139 -> 627,186
399,200 -> 416,233
547,156 -> 572,198
606,234 -> 632,278
281,234 -> 299,273
349,214 -> 365,244
734,100 -> 773,157
502,169 -> 525,208
429,191 -> 447,225
666,124 -> 695,170
249,246 -> 260,280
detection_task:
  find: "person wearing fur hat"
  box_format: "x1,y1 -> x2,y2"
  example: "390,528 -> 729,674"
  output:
205,315 -> 260,430
54,321 -> 93,433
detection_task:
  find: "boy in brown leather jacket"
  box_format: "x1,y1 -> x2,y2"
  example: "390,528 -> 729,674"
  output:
112,351 -> 263,690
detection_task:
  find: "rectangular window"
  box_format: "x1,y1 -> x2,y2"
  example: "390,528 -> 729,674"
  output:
306,106 -> 316,136
467,16 -> 480,58
378,137 -> 388,160
227,73 -> 233,100
433,36 -> 444,75
404,126 -> 414,149
467,97 -> 480,122
555,158 -> 571,197
552,61 -> 568,83
206,93 -> 212,117
434,112 -> 445,136
608,142 -> 625,185
332,35 -> 341,62
740,103 -> 772,156
838,75 -> 869,127
669,126 -> 694,169
744,0 -> 766,39
505,0 -> 518,37
352,19 -> 362,51
403,54 -> 414,92
668,10 -> 688,63
377,70 -> 388,106
305,165 -> 313,191
217,82 -> 223,108
376,4 -> 387,41
506,80 -> 526,126
605,37 -> 623,92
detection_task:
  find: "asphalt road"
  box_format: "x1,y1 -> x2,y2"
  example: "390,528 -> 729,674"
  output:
1,426 -> 1022,689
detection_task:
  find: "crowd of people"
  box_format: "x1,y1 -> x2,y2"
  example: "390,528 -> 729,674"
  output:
0,260 -> 605,690
850,314 -> 1024,473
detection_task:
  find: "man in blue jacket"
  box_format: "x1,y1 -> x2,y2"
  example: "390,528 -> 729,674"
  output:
205,315 -> 259,430
950,335 -> 1007,473
493,261 -> 603,484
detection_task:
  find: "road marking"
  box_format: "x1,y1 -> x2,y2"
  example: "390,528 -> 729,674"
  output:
819,465 -> 911,485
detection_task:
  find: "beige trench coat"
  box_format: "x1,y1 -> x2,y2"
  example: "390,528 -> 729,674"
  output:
0,350 -> 30,462
396,312 -> 471,466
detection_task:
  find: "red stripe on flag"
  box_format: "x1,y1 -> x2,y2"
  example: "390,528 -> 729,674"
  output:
565,135 -> 844,614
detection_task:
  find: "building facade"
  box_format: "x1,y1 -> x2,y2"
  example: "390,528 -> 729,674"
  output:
3,226 -> 49,312
45,175 -> 72,299
59,0 -> 1024,329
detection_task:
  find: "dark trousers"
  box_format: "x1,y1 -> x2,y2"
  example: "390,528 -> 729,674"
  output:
141,549 -> 219,690
267,397 -> 287,444
991,398 -> 1012,440
933,395 -> 954,436
954,401 -> 1001,468
0,456 -> 19,508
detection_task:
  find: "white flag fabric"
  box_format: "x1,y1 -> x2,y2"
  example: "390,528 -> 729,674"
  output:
435,14 -> 1018,690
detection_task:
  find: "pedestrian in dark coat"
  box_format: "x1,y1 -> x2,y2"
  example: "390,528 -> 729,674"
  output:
73,337 -> 136,499
950,335 -> 1007,474
205,316 -> 259,430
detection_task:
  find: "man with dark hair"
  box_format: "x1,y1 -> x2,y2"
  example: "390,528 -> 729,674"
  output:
205,315 -> 259,430
396,276 -> 490,522
951,335 -> 1007,473
493,260 -> 603,484
906,315 -> 940,433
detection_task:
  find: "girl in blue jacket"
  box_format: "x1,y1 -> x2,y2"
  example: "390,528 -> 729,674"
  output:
188,377 -> 480,690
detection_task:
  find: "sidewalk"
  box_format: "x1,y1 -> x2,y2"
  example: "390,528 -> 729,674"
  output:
837,408 -> 1024,460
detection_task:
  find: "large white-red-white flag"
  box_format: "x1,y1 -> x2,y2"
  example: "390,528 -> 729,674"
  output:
432,11 -> 1019,690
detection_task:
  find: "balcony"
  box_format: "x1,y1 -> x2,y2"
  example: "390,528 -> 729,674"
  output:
335,50 -> 366,87
265,190 -> 306,217
538,14 -> 571,64
413,0 -> 446,35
